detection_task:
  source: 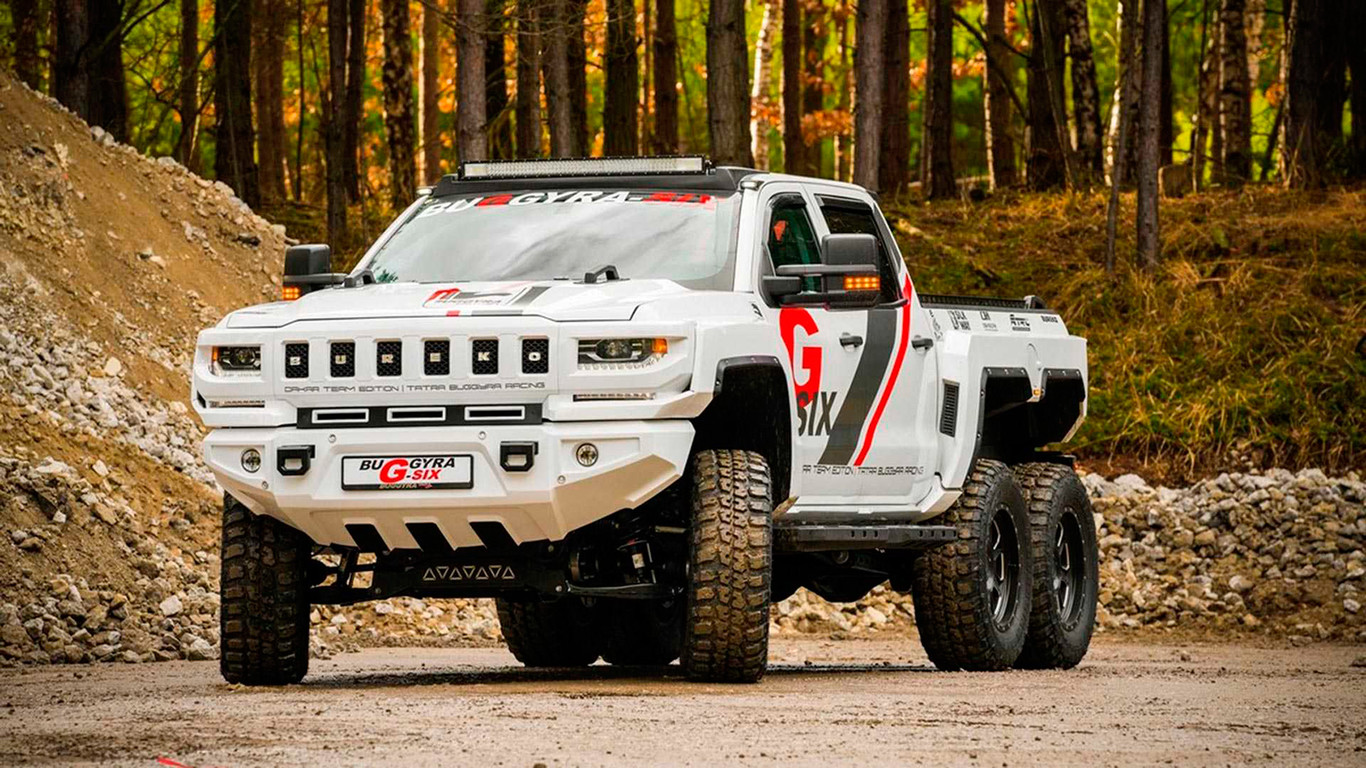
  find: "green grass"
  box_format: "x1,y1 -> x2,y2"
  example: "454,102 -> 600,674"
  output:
885,185 -> 1366,480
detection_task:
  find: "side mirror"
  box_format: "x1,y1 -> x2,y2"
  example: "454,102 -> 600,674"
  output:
282,244 -> 345,299
763,234 -> 882,308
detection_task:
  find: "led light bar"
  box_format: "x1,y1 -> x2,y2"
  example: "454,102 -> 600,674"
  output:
460,156 -> 710,180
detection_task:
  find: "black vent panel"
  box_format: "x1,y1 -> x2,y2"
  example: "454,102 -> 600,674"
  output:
471,339 -> 499,375
521,338 -> 549,374
330,341 -> 355,378
940,381 -> 960,437
424,340 -> 450,376
284,343 -> 309,379
376,340 -> 402,377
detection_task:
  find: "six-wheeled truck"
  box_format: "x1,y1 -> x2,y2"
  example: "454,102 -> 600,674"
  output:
192,157 -> 1098,684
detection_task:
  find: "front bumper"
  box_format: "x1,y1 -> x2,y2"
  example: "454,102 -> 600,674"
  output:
205,420 -> 694,549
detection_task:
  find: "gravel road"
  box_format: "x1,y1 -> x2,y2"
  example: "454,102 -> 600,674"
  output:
1,637 -> 1362,767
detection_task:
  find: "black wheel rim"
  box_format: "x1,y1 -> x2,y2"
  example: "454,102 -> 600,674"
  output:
985,506 -> 1020,628
1054,509 -> 1087,623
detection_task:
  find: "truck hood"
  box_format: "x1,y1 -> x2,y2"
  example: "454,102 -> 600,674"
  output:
225,279 -> 692,328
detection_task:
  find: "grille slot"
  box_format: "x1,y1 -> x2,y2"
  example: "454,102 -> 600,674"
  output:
521,338 -> 549,374
376,340 -> 402,377
940,381 -> 960,437
311,408 -> 370,425
284,343 -> 309,379
465,405 -> 526,422
471,339 -> 499,375
330,341 -> 355,378
387,407 -> 447,423
423,339 -> 450,376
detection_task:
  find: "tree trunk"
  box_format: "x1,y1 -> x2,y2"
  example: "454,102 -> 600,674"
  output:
880,0 -> 909,191
781,0 -> 804,173
382,0 -> 417,208
1192,0 -> 1216,190
86,0 -> 128,142
651,0 -> 679,152
568,0 -> 589,154
804,2 -> 829,176
515,0 -> 541,158
344,0 -> 365,203
327,0 -> 349,243
1027,0 -> 1068,189
1283,0 -> 1322,187
255,0 -> 288,204
215,0 -> 259,207
749,0 -> 777,168
706,0 -> 752,165
12,0 -> 41,89
921,0 -> 954,198
1315,0 -> 1347,147
1349,0 -> 1366,174
458,0 -> 490,161
1136,0 -> 1164,270
542,0 -> 577,155
485,0 -> 513,158
852,0 -> 885,191
175,0 -> 200,172
422,0 -> 444,180
54,0 -> 90,120
604,0 -> 640,155
984,0 -> 1016,189
1219,0 -> 1252,183
1159,0 -> 1173,166
1106,0 -> 1141,186
834,4 -> 852,181
1062,0 -> 1103,180
1105,0 -> 1141,272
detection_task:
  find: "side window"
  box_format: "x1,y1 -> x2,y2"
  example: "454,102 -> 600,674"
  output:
767,198 -> 821,270
819,198 -> 900,303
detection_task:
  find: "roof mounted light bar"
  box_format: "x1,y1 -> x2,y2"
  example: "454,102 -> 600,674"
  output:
459,156 -> 712,180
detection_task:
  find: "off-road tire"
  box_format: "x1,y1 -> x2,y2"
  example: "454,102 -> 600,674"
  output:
910,459 -> 1033,671
220,495 -> 312,685
681,449 -> 773,683
1013,462 -> 1099,670
601,600 -> 684,666
495,597 -> 600,667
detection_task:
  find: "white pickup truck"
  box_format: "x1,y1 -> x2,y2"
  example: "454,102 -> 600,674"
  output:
193,157 -> 1096,685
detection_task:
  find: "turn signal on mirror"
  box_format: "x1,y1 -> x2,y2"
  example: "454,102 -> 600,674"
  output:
281,284 -> 302,301
843,275 -> 881,292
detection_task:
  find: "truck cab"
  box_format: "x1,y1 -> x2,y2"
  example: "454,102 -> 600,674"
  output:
194,157 -> 1097,684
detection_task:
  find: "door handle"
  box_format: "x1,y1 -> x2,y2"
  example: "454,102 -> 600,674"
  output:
840,333 -> 864,349
911,336 -> 934,350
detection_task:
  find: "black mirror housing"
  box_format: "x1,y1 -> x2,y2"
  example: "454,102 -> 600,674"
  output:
284,244 -> 332,278
821,233 -> 879,267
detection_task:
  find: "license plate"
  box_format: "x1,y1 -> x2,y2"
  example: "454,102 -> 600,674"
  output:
341,455 -> 474,491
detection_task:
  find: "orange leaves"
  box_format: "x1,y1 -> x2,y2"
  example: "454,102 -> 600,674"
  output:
800,109 -> 852,144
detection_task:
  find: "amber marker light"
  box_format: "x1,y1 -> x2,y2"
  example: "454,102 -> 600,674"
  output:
281,284 -> 302,301
652,338 -> 669,355
844,275 -> 881,292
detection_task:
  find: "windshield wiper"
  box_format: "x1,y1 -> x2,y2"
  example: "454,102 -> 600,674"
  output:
582,264 -> 622,284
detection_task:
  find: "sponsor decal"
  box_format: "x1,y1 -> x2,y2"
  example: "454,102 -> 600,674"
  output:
948,309 -> 971,331
1041,314 -> 1061,324
422,564 -> 518,582
1010,314 -> 1031,332
415,190 -> 715,219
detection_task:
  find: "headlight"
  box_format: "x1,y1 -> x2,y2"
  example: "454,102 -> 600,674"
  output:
577,338 -> 668,370
212,345 -> 262,376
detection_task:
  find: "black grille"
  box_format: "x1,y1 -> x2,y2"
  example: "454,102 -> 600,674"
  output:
940,381 -> 960,436
521,338 -> 549,374
284,343 -> 309,379
330,341 -> 355,378
376,340 -> 402,377
471,339 -> 499,375
424,340 -> 450,376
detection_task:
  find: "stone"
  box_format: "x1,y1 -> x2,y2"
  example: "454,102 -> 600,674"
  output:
158,595 -> 183,617
185,637 -> 216,661
1345,598 -> 1361,614
102,357 -> 123,377
1229,575 -> 1254,594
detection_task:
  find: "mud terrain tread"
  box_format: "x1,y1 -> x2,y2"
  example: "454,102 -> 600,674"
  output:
220,496 -> 311,685
681,449 -> 773,683
910,459 -> 1030,671
495,598 -> 599,667
1013,462 -> 1098,670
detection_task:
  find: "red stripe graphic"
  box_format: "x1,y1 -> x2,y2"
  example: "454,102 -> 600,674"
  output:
853,277 -> 915,466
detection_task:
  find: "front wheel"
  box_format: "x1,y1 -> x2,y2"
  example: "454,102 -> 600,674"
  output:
495,596 -> 600,667
680,450 -> 773,683
1013,462 -> 1099,669
910,459 -> 1033,671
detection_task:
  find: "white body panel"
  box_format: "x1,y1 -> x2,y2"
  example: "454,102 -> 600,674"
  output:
192,170 -> 1088,549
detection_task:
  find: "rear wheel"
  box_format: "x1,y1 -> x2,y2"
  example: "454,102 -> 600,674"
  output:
910,459 -> 1033,671
220,495 -> 312,685
1013,462 -> 1099,670
496,597 -> 600,667
601,600 -> 684,666
681,450 -> 773,683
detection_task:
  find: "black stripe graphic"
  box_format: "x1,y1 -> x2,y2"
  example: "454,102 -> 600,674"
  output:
818,308 -> 899,465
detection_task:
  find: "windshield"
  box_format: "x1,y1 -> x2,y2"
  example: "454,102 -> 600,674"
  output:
365,189 -> 741,290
